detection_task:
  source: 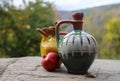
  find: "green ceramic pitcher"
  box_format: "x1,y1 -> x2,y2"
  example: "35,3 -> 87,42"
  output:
55,13 -> 98,74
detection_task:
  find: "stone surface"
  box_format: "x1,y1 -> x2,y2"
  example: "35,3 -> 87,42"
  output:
0,57 -> 120,81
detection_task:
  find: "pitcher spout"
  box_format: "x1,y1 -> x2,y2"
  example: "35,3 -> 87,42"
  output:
36,28 -> 48,37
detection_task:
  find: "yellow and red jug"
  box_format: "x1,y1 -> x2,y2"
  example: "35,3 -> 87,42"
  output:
37,27 -> 58,57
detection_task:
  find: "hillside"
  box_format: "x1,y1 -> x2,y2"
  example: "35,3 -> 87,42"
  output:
56,3 -> 120,34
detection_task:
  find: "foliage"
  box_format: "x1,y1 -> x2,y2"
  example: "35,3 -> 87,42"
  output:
0,0 -> 55,57
99,18 -> 120,59
0,0 -> 120,60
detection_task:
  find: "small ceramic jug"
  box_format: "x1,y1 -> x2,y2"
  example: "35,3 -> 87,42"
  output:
37,27 -> 58,57
55,13 -> 98,74
37,27 -> 67,57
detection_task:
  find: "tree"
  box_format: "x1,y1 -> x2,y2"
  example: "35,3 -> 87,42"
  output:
0,0 -> 55,57
100,18 -> 120,59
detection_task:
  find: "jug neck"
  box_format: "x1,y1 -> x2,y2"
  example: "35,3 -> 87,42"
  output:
72,13 -> 84,30
73,22 -> 83,30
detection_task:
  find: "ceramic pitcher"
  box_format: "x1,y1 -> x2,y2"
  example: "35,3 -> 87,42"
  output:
37,27 -> 58,57
55,13 -> 98,74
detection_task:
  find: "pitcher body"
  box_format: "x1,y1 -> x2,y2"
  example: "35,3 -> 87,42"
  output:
55,13 -> 98,74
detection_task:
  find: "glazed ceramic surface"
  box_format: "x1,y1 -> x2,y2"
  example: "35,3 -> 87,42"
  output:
37,27 -> 58,57
55,13 -> 98,74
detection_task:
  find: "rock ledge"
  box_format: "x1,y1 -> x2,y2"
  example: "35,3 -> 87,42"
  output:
0,57 -> 120,81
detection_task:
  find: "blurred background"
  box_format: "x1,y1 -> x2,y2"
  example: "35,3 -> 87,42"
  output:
0,0 -> 120,59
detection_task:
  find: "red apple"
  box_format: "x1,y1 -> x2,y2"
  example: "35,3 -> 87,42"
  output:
41,52 -> 60,71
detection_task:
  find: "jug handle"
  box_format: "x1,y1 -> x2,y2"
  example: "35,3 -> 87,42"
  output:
55,20 -> 82,46
55,13 -> 84,47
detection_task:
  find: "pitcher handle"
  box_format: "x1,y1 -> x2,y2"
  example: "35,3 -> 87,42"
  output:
55,20 -> 81,46
55,13 -> 84,47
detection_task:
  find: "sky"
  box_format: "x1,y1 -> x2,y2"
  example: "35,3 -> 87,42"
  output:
14,0 -> 120,11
